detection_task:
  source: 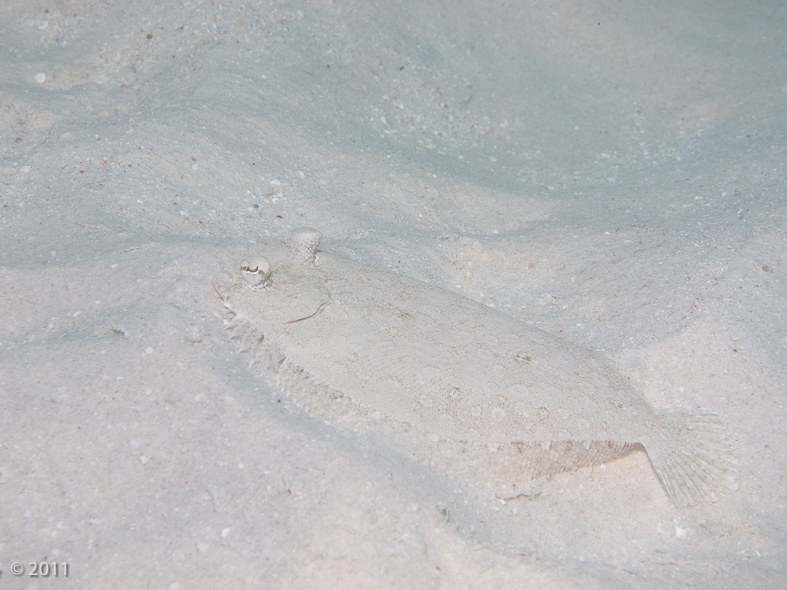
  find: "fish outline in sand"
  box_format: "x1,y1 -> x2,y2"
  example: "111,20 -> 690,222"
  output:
213,228 -> 735,507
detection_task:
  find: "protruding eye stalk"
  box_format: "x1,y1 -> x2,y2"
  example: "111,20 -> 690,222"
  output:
241,257 -> 272,289
288,227 -> 322,264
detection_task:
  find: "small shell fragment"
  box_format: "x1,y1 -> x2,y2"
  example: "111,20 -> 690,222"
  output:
240,257 -> 272,288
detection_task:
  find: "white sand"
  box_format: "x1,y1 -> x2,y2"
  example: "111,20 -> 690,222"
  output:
1,0 -> 785,587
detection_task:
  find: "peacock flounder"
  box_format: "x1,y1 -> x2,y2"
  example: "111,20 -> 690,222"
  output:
213,228 -> 733,507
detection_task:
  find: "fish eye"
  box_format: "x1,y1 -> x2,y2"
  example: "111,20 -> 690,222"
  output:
240,257 -> 272,288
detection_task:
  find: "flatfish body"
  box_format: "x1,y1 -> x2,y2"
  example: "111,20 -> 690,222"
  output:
213,228 -> 731,506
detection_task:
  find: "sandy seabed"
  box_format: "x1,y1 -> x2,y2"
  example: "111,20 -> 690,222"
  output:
1,1 -> 785,588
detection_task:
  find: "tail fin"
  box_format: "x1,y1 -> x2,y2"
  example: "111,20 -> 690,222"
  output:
645,409 -> 737,507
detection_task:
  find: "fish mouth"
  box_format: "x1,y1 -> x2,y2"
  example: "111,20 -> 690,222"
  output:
211,269 -> 237,301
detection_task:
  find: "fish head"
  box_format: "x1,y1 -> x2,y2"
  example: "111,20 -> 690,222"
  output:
213,240 -> 330,325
